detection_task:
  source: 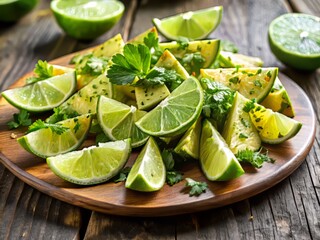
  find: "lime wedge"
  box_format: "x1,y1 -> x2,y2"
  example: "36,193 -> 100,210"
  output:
0,0 -> 38,22
153,6 -> 223,40
174,116 -> 202,159
47,139 -> 131,185
222,92 -> 261,154
50,0 -> 124,40
97,96 -> 149,148
268,13 -> 320,71
261,77 -> 295,117
200,67 -> 277,102
249,103 -> 302,144
218,51 -> 264,68
125,137 -> 165,192
1,71 -> 76,112
200,119 -> 244,181
135,76 -> 204,137
18,114 -> 92,158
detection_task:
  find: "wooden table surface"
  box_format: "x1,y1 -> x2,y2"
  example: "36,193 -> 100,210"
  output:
0,0 -> 319,239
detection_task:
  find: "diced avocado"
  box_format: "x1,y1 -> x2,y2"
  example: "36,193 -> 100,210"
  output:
135,85 -> 170,110
93,33 -> 125,57
128,27 -> 159,44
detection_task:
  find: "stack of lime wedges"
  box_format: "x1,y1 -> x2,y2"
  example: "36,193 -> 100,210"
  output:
50,0 -> 125,40
268,13 -> 320,71
0,6 -> 304,193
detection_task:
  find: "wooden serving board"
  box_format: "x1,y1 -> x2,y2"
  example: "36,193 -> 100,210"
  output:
0,59 -> 316,216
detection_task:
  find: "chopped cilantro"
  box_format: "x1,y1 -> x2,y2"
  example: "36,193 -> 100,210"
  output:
26,60 -> 54,84
162,149 -> 184,186
27,119 -> 68,135
243,99 -> 256,113
185,178 -> 208,196
7,110 -> 32,129
239,133 -> 249,139
180,52 -> 205,76
236,148 -> 275,168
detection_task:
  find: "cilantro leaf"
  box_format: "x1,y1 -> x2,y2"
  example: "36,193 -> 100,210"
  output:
176,37 -> 190,50
236,148 -> 275,168
161,149 -> 175,170
180,52 -> 205,76
28,119 -> 69,135
161,149 -> 184,186
201,78 -> 235,131
7,110 -> 32,129
26,60 -> 54,84
112,167 -> 131,183
166,171 -> 183,186
143,32 -> 163,65
243,99 -> 256,113
78,56 -> 109,76
95,132 -> 110,145
185,178 -> 208,196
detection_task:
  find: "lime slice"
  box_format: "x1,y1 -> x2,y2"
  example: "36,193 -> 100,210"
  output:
1,71 -> 76,112
200,119 -> 244,181
18,114 -> 92,158
249,103 -> 302,144
218,51 -> 264,68
261,77 -> 295,117
222,92 -> 261,154
159,39 -> 220,74
135,76 -> 204,137
0,0 -> 38,22
153,6 -> 223,40
200,67 -> 277,102
97,96 -> 149,148
174,116 -> 202,159
125,137 -> 165,192
268,13 -> 320,71
47,139 -> 131,185
50,0 -> 125,40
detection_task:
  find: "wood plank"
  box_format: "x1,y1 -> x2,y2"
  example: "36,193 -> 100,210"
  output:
0,163 -> 82,240
289,0 -> 320,16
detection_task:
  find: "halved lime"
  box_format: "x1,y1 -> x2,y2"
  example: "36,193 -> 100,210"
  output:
200,67 -> 277,102
249,103 -> 302,144
159,39 -> 220,74
174,116 -> 202,159
261,77 -> 295,117
153,6 -> 223,40
97,96 -> 149,148
268,13 -> 320,71
47,139 -> 131,185
2,71 -> 77,112
218,51 -> 264,68
50,0 -> 125,40
135,76 -> 204,137
18,114 -> 92,158
222,92 -> 261,154
125,137 -> 165,192
0,0 -> 38,22
200,119 -> 244,181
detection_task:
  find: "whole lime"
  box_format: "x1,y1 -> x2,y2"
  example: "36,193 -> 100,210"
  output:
50,0 -> 125,40
0,0 -> 38,22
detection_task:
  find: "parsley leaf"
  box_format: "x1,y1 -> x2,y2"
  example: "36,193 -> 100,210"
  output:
201,78 -> 235,131
26,60 -> 54,84
143,32 -> 163,65
236,148 -> 275,168
185,178 -> 208,196
28,119 -> 69,135
112,167 -> 131,183
7,110 -> 32,129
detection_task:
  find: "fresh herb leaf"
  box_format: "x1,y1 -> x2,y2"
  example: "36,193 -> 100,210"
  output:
185,178 -> 208,196
78,56 -> 109,76
28,119 -> 69,135
201,78 -> 235,131
166,171 -> 183,186
7,110 -> 32,129
236,148 -> 275,168
221,39 -> 238,53
243,99 -> 256,113
95,132 -> 110,145
176,37 -> 189,50
180,52 -> 205,76
143,32 -> 163,65
162,149 -> 175,170
46,107 -> 70,124
26,60 -> 54,84
113,167 -> 131,183
73,119 -> 80,133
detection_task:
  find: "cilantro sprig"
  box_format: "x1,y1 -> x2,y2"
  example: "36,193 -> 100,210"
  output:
161,149 -> 183,186
236,148 -> 275,168
185,178 -> 208,196
7,110 -> 32,129
27,119 -> 69,135
26,60 -> 54,84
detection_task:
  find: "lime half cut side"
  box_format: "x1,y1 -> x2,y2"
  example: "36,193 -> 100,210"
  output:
47,139 -> 131,185
125,137 -> 165,192
200,119 -> 244,181
135,76 -> 204,137
18,114 -> 92,158
153,6 -> 223,40
268,13 -> 320,71
1,71 -> 77,112
50,0 -> 125,40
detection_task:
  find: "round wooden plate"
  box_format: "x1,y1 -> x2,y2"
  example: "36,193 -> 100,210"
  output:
0,68 -> 316,217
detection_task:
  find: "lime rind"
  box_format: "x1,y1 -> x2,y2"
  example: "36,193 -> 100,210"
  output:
18,114 -> 92,158
125,137 -> 165,192
46,139 -> 131,185
1,71 -> 77,112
